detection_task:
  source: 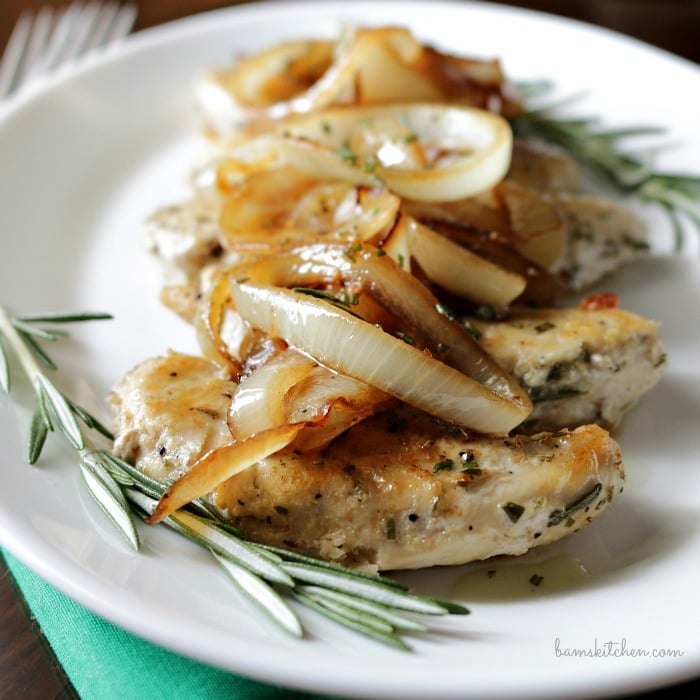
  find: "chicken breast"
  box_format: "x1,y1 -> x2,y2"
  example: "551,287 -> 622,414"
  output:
110,351 -> 624,571
472,306 -> 666,432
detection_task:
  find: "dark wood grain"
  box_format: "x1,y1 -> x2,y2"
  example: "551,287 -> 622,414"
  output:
0,559 -> 78,699
0,2 -> 698,698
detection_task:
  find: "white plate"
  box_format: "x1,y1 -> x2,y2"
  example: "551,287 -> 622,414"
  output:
1,2 -> 699,698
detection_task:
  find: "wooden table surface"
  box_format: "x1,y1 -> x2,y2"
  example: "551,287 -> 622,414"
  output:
1,1 -> 698,698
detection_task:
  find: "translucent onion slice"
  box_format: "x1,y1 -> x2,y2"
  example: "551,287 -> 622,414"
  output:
377,214 -> 411,270
228,280 -> 530,435
405,182 -> 567,271
216,40 -> 334,109
147,424 -> 302,524
229,346 -> 391,450
401,216 -> 526,307
346,246 -> 526,401
228,349 -> 317,439
227,242 -> 530,403
195,274 -> 257,369
285,368 -> 394,450
219,103 -> 513,202
496,181 -> 567,270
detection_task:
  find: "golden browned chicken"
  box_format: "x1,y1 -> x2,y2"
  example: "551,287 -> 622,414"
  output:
110,352 -> 624,571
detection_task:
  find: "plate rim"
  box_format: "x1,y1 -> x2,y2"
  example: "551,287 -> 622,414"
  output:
1,1 -> 699,698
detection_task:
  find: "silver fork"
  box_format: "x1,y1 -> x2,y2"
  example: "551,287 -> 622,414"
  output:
0,2 -> 137,100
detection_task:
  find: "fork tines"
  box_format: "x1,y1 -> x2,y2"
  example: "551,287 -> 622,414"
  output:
0,2 -> 137,100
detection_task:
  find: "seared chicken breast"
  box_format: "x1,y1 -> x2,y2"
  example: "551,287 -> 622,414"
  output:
110,351 -> 624,571
472,306 -> 666,432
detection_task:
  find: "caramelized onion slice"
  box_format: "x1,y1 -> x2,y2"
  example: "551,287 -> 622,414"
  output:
227,242 -> 530,404
147,424 -> 302,524
285,368 -> 394,450
195,28 -> 441,136
218,165 -> 401,253
401,217 -> 526,307
228,349 -> 317,439
229,346 -> 391,451
220,103 -> 513,202
229,280 -> 530,435
195,26 -> 521,138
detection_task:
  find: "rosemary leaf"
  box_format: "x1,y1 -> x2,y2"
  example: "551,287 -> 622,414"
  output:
86,449 -> 135,487
126,490 -> 293,587
16,311 -> 114,323
36,375 -> 84,450
11,319 -> 68,342
80,453 -> 140,550
293,590 -> 410,651
28,401 -> 51,464
36,385 -> 55,432
0,334 -> 9,393
253,542 -> 409,592
66,398 -> 114,440
302,588 -> 395,634
186,497 -> 232,524
213,552 -> 303,638
19,331 -> 57,370
100,450 -> 165,498
171,512 -> 292,586
81,451 -> 131,508
280,562 -> 451,616
300,585 -> 429,633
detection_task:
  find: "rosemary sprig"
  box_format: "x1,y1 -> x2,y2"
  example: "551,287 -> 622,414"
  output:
0,304 -> 140,549
511,83 -> 700,250
0,303 -> 469,649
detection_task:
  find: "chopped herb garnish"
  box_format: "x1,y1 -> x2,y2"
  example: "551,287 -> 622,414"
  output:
500,501 -> 525,523
459,450 -> 481,474
343,242 -> 362,262
335,143 -> 358,166
463,323 -> 482,340
435,303 -> 456,320
293,287 -> 357,312
534,321 -> 556,333
394,331 -> 416,346
433,459 -> 454,472
529,574 -> 544,587
548,482 -> 602,527
473,304 -> 497,321
524,384 -> 585,403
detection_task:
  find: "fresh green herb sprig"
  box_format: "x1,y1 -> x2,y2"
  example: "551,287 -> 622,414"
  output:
0,303 -> 468,649
0,305 -> 141,549
511,82 -> 700,250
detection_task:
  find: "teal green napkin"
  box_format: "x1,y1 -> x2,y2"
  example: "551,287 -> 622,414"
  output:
3,551 -> 335,700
